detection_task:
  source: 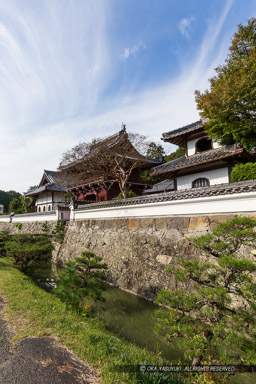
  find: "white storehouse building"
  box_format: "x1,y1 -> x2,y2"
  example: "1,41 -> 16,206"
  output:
24,170 -> 67,212
152,120 -> 253,190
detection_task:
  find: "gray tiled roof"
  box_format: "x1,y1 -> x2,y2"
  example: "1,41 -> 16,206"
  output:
60,127 -> 162,169
75,179 -> 256,210
162,120 -> 203,142
25,170 -> 67,197
152,144 -> 243,176
144,179 -> 174,194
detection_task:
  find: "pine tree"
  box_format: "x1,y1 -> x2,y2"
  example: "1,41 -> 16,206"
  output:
155,217 -> 256,366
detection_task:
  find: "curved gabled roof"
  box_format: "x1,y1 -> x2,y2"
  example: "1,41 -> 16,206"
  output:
162,120 -> 204,146
152,144 -> 244,176
24,170 -> 67,197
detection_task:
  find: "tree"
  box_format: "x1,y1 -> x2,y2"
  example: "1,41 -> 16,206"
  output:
27,185 -> 39,192
0,190 -> 21,213
146,142 -> 165,159
231,162 -> 256,182
8,195 -> 32,214
8,198 -> 23,214
155,217 -> 256,366
54,250 -> 107,312
0,231 -> 9,255
59,127 -> 150,198
195,18 -> 256,151
5,234 -> 54,271
164,147 -> 185,163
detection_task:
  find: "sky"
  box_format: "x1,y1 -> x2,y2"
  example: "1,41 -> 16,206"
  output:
0,0 -> 255,193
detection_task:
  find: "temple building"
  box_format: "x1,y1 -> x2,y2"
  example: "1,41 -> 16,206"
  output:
61,127 -> 162,202
24,170 -> 67,212
152,120 -> 254,190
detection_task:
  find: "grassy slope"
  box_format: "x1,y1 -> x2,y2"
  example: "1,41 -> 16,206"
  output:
0,258 -> 186,384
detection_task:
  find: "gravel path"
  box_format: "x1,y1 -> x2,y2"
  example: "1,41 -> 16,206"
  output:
0,297 -> 101,384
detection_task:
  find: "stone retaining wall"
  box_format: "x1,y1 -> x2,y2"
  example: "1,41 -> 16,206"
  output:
1,214 -> 254,299
55,214 -> 238,299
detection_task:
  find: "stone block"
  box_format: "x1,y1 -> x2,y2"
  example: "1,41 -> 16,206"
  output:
156,254 -> 172,265
167,217 -> 185,230
128,218 -> 139,231
188,216 -> 210,232
155,217 -> 167,231
139,217 -> 155,229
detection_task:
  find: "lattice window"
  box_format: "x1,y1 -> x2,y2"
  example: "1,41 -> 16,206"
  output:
192,178 -> 210,188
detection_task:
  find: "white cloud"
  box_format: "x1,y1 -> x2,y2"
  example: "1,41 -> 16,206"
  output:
120,41 -> 146,60
178,17 -> 195,38
0,0 -> 236,193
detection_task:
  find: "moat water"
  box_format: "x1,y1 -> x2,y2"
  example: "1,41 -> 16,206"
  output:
26,261 -> 181,361
26,262 -> 256,384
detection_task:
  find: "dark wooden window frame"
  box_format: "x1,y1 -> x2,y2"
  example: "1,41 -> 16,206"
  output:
192,177 -> 210,188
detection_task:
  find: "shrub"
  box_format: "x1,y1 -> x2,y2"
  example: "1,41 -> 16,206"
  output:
0,231 -> 9,256
54,250 -> 107,313
155,217 -> 256,367
231,162 -> 256,182
41,222 -> 50,233
54,220 -> 65,243
117,190 -> 137,199
5,234 -> 54,271
15,222 -> 22,230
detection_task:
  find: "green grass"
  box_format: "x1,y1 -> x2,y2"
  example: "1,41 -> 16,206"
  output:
0,258 -> 187,384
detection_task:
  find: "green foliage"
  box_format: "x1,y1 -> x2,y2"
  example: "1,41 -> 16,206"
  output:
4,234 -> 54,271
156,217 -> 256,366
0,231 -> 9,256
164,147 -> 185,163
195,18 -> 256,151
41,222 -> 50,233
15,222 -> 22,231
54,260 -> 88,312
54,250 -> 107,313
62,192 -> 73,204
0,257 -> 186,384
231,162 -> 256,182
8,195 -> 32,214
26,185 -> 39,192
0,190 -> 21,213
54,220 -> 65,243
146,142 -> 166,159
8,198 -> 23,214
117,190 -> 137,199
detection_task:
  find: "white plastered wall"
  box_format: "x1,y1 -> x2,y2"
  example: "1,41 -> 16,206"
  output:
187,137 -> 221,156
177,168 -> 229,190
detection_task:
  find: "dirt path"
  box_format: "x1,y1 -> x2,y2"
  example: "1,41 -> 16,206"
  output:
0,297 -> 101,384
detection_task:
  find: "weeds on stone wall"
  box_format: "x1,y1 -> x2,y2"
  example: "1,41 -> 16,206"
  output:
54,220 -> 65,243
41,222 -> 50,234
15,222 -> 22,230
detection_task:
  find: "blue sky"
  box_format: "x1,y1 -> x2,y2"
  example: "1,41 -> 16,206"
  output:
0,0 -> 255,193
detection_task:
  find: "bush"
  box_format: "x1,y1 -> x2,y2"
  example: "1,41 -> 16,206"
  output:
54,250 -> 107,313
117,190 -> 137,199
54,220 -> 65,243
0,231 -> 9,256
5,234 -> 54,271
41,222 -> 50,233
15,222 -> 22,230
155,217 -> 256,367
231,162 -> 256,182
